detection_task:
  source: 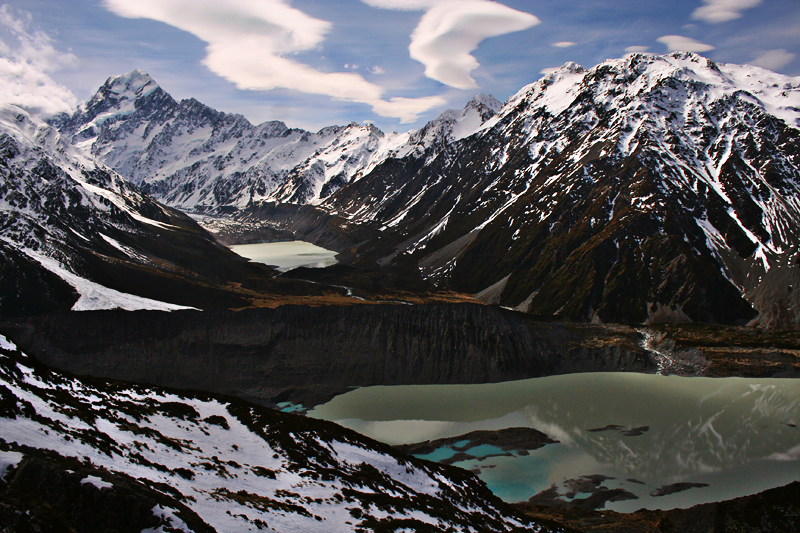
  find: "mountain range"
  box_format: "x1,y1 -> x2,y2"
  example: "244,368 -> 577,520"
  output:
52,70 -> 501,211
0,104 -> 351,316
48,52 -> 800,328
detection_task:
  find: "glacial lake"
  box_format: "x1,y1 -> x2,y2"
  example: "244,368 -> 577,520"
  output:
230,241 -> 338,272
308,373 -> 800,512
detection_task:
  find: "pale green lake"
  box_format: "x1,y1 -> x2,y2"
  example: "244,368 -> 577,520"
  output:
230,241 -> 338,272
308,373 -> 800,512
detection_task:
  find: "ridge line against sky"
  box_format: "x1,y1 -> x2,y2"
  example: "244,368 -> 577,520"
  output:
0,0 -> 798,131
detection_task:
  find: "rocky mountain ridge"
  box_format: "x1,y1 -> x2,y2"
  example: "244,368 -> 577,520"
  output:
313,52 -> 800,327
52,71 -> 502,212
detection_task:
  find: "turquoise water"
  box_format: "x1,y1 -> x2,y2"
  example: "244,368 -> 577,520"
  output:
276,402 -> 306,413
230,241 -> 338,272
308,373 -> 800,511
416,443 -> 507,463
416,447 -> 459,463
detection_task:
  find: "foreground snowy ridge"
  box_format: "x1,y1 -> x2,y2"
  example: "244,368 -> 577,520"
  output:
0,334 -> 548,532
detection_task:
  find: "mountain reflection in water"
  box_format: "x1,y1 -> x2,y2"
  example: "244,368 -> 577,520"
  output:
309,373 -> 800,511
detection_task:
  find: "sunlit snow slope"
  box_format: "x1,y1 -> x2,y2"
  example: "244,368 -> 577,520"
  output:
53,72 -> 501,212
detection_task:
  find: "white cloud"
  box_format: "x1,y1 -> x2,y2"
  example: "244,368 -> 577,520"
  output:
691,0 -> 762,24
625,45 -> 650,53
750,49 -> 795,71
0,6 -> 78,117
103,0 -> 444,122
363,0 -> 539,90
370,95 -> 449,122
657,35 -> 715,53
552,41 -> 576,48
369,66 -> 386,75
408,1 -> 540,89
361,0 -> 436,9
540,67 -> 559,75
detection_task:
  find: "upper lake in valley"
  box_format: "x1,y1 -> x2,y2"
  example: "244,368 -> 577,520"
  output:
230,241 -> 338,272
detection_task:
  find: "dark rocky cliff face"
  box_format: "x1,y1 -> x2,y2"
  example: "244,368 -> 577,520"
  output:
1,304 -> 655,406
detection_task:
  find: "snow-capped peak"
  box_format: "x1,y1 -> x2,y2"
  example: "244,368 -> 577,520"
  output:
465,93 -> 503,115
79,69 -> 166,118
493,51 -> 800,133
103,69 -> 159,99
0,104 -> 95,173
407,93 -> 503,150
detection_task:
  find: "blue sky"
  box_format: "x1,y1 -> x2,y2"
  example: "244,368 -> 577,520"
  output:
1,0 -> 798,131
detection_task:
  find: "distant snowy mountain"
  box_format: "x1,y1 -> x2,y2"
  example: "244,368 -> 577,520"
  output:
52,73 -> 502,212
316,52 -> 800,327
0,104 -> 300,315
405,93 -> 503,153
0,333 -> 549,532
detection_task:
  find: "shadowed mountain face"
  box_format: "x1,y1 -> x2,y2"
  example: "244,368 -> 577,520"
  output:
307,53 -> 800,327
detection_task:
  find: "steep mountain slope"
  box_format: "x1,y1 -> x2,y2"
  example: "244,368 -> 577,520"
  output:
319,53 -> 800,327
0,104 -> 331,315
52,72 -> 501,213
0,333 -> 551,532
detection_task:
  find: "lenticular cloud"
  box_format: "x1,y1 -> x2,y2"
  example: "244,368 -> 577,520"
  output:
410,1 -> 539,89
657,35 -> 716,53
365,0 -> 539,90
103,0 -> 445,122
691,0 -> 762,24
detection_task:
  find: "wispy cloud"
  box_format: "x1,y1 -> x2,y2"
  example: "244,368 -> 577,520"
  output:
625,45 -> 650,53
364,0 -> 539,90
657,35 -> 715,53
102,0 -> 445,123
552,41 -> 576,48
692,0 -> 762,24
0,5 -> 78,116
750,49 -> 795,70
362,0 -> 435,9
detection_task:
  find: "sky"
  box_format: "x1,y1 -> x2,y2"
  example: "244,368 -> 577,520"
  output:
0,0 -> 798,132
